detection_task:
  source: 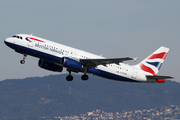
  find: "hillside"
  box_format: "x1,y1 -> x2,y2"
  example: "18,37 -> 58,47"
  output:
0,74 -> 179,119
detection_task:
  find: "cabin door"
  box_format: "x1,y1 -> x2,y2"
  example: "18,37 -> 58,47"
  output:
27,37 -> 34,47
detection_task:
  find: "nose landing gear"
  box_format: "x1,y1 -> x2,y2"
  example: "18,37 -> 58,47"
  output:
20,54 -> 27,64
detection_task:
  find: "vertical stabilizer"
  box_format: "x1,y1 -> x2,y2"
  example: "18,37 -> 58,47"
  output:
138,46 -> 169,76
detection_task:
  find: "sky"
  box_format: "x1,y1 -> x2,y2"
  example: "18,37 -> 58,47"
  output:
0,1 -> 179,82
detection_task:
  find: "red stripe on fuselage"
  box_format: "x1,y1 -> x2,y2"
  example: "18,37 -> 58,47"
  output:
26,37 -> 45,43
148,52 -> 167,60
139,63 -> 156,76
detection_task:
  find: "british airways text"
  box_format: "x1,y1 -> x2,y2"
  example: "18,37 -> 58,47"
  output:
35,42 -> 64,55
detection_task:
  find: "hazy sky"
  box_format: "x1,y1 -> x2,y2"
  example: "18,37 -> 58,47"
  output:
0,1 -> 179,82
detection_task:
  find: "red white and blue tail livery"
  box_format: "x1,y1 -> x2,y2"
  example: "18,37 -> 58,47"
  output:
4,34 -> 173,83
138,46 -> 169,76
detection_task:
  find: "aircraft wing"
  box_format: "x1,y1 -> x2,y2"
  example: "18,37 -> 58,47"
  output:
80,57 -> 134,68
146,75 -> 174,79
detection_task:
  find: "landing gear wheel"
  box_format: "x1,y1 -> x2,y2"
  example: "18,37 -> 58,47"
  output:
20,60 -> 25,64
81,74 -> 89,81
66,75 -> 73,81
20,54 -> 27,64
66,70 -> 73,81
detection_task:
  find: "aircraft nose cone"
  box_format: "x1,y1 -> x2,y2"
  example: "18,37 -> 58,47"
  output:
4,38 -> 9,46
4,37 -> 13,48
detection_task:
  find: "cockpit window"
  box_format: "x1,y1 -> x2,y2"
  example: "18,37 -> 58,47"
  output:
12,35 -> 23,39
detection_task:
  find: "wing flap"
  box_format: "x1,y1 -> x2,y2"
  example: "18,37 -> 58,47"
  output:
80,57 -> 134,68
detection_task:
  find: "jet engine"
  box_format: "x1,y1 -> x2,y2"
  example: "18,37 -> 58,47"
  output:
61,57 -> 83,72
38,59 -> 63,72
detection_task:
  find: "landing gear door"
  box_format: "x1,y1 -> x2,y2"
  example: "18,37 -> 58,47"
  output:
132,67 -> 138,79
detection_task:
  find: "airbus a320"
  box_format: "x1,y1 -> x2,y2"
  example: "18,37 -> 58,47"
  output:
4,34 -> 173,83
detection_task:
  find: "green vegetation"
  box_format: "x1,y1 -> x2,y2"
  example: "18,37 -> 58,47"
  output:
0,74 -> 179,119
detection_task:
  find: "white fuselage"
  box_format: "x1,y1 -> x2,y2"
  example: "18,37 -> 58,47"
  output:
4,34 -> 153,82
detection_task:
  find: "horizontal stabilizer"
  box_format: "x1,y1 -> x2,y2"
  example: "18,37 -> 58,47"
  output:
146,75 -> 174,79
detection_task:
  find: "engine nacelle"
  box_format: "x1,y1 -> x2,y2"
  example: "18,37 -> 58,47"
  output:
62,57 -> 83,71
38,59 -> 63,72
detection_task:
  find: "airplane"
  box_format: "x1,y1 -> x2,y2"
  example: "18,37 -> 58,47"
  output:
4,34 -> 173,83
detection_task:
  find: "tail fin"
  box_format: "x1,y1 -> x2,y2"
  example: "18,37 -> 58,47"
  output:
138,46 -> 169,76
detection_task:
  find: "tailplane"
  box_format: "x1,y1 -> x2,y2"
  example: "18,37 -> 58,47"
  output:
138,46 -> 169,76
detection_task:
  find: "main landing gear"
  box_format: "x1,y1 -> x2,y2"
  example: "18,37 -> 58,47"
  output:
66,69 -> 89,81
81,74 -> 89,81
20,54 -> 27,64
81,68 -> 88,81
66,71 -> 73,81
